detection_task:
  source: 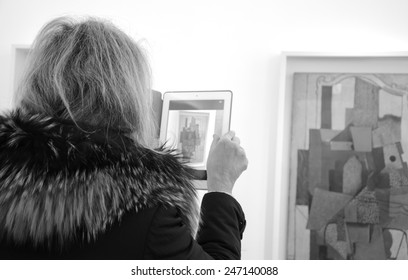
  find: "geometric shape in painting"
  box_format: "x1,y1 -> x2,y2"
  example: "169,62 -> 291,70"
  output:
356,188 -> 380,224
363,153 -> 377,173
345,108 -> 354,127
330,141 -> 353,151
350,126 -> 372,152
379,89 -> 402,118
342,156 -> 362,195
382,167 -> 406,188
347,223 -> 370,243
296,150 -> 310,205
320,129 -> 342,142
309,230 -> 325,260
383,143 -> 403,169
372,115 -> 401,148
321,86 -> 332,129
354,225 -> 387,260
390,169 -> 404,188
384,229 -> 408,260
401,169 -> 408,187
351,77 -> 379,128
308,129 -> 331,194
386,187 -> 408,230
376,173 -> 392,191
336,217 -> 347,241
324,223 -> 350,259
380,167 -> 408,189
307,188 -> 353,230
332,125 -> 353,142
331,78 -> 356,130
344,200 -> 358,222
372,147 -> 386,171
351,109 -> 378,128
372,127 -> 385,148
374,188 -> 391,226
388,187 -> 408,209
295,206 -> 310,259
332,77 -> 356,129
387,214 -> 408,231
367,170 -> 390,190
396,239 -> 408,260
329,161 -> 344,193
326,245 -> 343,260
308,129 -> 325,195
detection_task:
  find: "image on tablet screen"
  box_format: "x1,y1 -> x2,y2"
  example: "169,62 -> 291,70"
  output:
165,99 -> 225,169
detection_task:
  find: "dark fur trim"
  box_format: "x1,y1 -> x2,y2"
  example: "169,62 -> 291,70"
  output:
0,110 -> 199,248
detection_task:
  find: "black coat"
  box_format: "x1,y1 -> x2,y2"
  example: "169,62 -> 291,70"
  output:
0,110 -> 246,259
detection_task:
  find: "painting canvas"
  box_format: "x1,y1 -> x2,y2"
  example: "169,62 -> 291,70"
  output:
178,111 -> 210,165
288,73 -> 408,260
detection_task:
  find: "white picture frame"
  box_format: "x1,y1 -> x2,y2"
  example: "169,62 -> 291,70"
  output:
11,45 -> 31,93
272,52 -> 408,259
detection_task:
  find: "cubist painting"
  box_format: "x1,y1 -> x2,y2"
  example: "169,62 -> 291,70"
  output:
288,73 -> 408,260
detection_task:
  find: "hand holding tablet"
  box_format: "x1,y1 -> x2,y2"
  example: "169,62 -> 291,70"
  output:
207,131 -> 249,194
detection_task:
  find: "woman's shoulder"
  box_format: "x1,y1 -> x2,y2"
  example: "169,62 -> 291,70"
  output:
0,110 -> 200,252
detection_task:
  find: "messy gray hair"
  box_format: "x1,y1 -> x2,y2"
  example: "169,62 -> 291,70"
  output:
15,16 -> 154,146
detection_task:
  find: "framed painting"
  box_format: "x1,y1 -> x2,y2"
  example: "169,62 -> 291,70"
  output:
272,53 -> 408,260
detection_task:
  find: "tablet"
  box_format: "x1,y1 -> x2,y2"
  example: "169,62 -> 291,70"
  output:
159,90 -> 233,189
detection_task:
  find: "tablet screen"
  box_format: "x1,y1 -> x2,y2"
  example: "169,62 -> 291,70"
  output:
166,99 -> 225,168
160,91 -> 232,181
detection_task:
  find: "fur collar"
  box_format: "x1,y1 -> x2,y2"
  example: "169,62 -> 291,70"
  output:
0,110 -> 199,248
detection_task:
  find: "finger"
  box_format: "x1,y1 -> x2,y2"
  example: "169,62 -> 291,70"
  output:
238,146 -> 246,158
232,136 -> 241,145
238,148 -> 248,169
243,156 -> 249,170
223,130 -> 235,140
209,134 -> 220,151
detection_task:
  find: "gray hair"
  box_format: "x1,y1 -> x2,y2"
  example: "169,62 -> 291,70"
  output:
15,16 -> 154,146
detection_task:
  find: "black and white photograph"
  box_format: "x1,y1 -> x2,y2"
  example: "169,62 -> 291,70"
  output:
1,0 -> 408,279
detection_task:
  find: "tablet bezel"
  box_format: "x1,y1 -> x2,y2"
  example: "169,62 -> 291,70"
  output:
159,90 -> 233,189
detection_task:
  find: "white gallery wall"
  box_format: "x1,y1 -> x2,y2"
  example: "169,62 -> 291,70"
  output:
1,0 -> 408,259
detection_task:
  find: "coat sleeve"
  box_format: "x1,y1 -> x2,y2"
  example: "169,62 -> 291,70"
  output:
197,192 -> 246,259
143,192 -> 246,260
